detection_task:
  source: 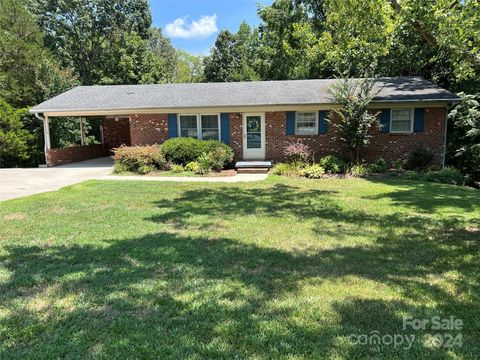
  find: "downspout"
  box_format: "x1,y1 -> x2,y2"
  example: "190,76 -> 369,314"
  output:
34,112 -> 49,166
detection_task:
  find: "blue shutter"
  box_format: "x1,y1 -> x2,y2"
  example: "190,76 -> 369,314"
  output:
414,108 -> 425,132
380,109 -> 390,133
318,111 -> 328,134
168,114 -> 177,138
220,113 -> 230,144
286,111 -> 295,135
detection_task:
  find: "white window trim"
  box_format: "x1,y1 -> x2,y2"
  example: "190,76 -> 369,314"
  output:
177,113 -> 221,140
390,108 -> 414,134
295,111 -> 318,135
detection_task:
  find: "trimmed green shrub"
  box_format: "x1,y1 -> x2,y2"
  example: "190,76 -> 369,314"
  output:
405,148 -> 434,170
197,152 -> 213,175
162,138 -> 233,166
369,157 -> 388,173
209,146 -> 233,171
425,166 -> 464,185
303,164 -> 325,179
113,145 -> 166,174
185,161 -> 200,172
350,164 -> 370,177
319,155 -> 347,174
402,170 -> 422,180
169,164 -> 184,173
271,162 -> 305,176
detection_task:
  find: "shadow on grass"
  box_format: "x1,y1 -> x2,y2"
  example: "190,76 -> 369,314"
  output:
0,182 -> 479,358
364,179 -> 480,213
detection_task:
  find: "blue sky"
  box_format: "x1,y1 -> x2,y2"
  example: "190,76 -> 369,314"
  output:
148,0 -> 271,55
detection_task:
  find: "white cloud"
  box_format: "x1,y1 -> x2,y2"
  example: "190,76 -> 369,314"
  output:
165,14 -> 218,39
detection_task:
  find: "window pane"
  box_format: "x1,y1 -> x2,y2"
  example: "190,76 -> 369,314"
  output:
391,120 -> 411,132
296,112 -> 316,134
391,109 -> 411,121
180,115 -> 198,138
201,115 -> 219,140
391,109 -> 412,132
247,133 -> 261,148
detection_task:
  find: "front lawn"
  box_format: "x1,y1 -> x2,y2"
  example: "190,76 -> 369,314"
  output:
0,177 -> 479,359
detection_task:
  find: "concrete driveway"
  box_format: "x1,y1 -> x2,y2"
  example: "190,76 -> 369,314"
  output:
0,157 -> 113,202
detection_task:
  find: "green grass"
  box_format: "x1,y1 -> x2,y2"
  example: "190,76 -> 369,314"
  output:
0,177 -> 479,359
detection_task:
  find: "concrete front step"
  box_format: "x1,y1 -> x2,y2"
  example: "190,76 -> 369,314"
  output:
235,160 -> 272,169
237,167 -> 270,174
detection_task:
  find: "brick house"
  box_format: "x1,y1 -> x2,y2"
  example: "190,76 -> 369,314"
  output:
30,77 -> 459,166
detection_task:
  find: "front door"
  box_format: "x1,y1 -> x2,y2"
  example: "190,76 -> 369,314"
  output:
243,113 -> 265,159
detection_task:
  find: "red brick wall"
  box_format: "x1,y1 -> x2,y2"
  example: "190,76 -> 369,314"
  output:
263,108 -> 446,164
47,144 -> 107,166
229,113 -> 243,160
265,111 -> 342,161
102,118 -> 131,150
129,114 -> 168,146
364,107 -> 446,164
119,108 -> 446,165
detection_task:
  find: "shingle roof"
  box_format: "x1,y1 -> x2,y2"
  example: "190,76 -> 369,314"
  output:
30,77 -> 459,114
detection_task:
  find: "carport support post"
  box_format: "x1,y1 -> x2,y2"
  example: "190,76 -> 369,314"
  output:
43,115 -> 51,165
79,118 -> 85,146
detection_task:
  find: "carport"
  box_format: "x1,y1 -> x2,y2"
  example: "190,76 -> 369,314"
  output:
32,113 -> 131,167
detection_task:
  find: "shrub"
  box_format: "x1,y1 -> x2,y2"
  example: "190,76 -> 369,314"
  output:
369,157 -> 388,173
425,166 -> 464,185
393,159 -> 404,170
169,164 -> 184,173
405,148 -> 434,170
196,152 -> 213,175
303,164 -> 325,179
185,161 -> 200,172
402,170 -> 422,180
113,145 -> 166,174
350,164 -> 370,177
319,155 -> 347,174
209,146 -> 233,171
271,162 -> 305,176
283,141 -> 312,164
162,137 -> 233,166
137,164 -> 156,175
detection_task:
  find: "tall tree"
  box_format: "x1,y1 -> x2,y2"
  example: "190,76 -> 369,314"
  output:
176,50 -> 204,83
29,0 -> 152,85
389,0 -> 480,77
257,0 -> 315,79
204,22 -> 260,82
0,0 -> 44,107
0,98 -> 33,167
147,28 -> 178,83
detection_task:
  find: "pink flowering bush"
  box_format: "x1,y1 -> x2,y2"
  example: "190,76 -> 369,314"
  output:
283,141 -> 312,164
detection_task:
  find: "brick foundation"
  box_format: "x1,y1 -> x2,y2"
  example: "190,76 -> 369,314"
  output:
129,114 -> 168,146
47,144 -> 107,166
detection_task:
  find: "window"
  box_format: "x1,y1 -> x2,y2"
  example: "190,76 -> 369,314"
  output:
201,115 -> 220,140
390,109 -> 413,133
295,112 -> 317,135
179,115 -> 198,138
178,114 -> 220,140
